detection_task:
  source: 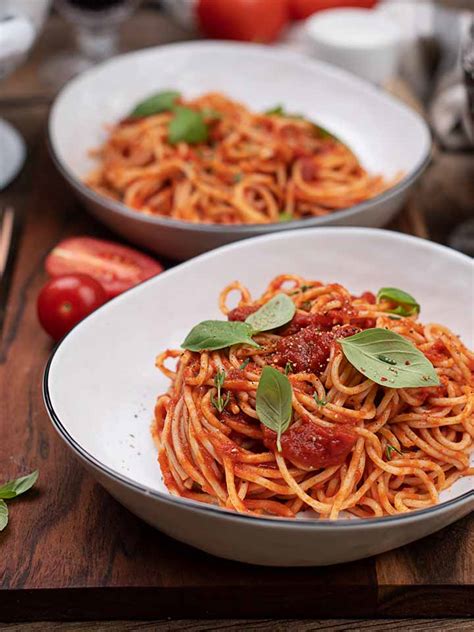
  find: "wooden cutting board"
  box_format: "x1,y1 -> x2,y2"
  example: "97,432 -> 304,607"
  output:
0,131 -> 472,622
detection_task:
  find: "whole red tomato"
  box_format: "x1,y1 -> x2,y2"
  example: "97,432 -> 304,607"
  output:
197,0 -> 289,43
37,273 -> 107,341
289,0 -> 378,20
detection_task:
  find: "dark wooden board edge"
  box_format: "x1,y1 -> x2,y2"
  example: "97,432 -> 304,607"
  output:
0,585 -> 375,621
1,585 -> 474,621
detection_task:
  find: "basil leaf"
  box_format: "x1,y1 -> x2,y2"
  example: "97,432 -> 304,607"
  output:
0,470 -> 38,500
239,358 -> 250,370
245,293 -> 295,332
130,90 -> 180,118
201,107 -> 222,120
264,105 -> 285,115
264,105 -> 305,119
313,124 -> 336,140
264,105 -> 337,139
0,500 -> 8,531
278,211 -> 293,222
339,328 -> 439,389
377,287 -> 420,317
256,367 -> 293,451
168,106 -> 208,145
182,320 -> 258,352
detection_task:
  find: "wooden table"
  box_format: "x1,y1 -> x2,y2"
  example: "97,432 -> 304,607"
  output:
0,9 -> 473,629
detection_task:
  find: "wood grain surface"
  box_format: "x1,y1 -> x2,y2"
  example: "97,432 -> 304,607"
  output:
0,9 -> 473,625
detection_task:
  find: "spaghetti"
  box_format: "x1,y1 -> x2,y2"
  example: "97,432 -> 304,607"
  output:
87,92 -> 397,225
153,276 -> 474,519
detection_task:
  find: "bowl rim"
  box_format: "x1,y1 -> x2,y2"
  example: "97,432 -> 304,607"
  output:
43,227 -> 474,530
48,40 -> 433,236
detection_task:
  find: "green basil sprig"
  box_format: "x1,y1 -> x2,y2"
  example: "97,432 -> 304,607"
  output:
182,293 -> 296,352
168,106 -> 209,145
386,444 -> 403,461
313,394 -> 327,407
0,470 -> 38,532
239,358 -> 250,370
130,90 -> 181,118
339,328 -> 439,389
377,287 -> 420,317
210,369 -> 230,413
256,367 -> 293,451
182,321 -> 258,352
245,293 -> 295,332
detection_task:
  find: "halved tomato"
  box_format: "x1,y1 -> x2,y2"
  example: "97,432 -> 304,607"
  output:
45,237 -> 164,299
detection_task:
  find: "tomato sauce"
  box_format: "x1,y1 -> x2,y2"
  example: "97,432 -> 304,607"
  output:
227,305 -> 258,321
300,158 -> 317,182
356,291 -> 376,304
262,421 -> 356,469
424,339 -> 449,364
274,324 -> 360,374
411,384 -> 447,406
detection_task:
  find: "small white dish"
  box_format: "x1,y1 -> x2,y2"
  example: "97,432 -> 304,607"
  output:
0,118 -> 26,190
44,227 -> 474,566
306,8 -> 402,85
48,41 -> 431,260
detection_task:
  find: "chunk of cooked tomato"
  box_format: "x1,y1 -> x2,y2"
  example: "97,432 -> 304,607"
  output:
262,421 -> 356,469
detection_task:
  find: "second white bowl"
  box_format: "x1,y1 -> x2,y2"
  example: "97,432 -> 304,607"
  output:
49,41 -> 431,260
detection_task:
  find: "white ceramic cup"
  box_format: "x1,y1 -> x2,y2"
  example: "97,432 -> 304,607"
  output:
305,8 -> 402,85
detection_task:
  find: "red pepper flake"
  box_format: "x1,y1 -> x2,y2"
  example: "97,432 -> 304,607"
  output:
381,377 -> 388,382
405,360 -> 411,365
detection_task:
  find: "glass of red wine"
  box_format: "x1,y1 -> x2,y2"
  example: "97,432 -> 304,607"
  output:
42,0 -> 140,85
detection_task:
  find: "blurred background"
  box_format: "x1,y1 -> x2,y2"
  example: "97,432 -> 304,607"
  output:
0,0 -> 472,250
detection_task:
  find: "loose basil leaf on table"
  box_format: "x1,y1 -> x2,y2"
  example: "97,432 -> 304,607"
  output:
339,328 -> 439,389
256,366 -> 293,452
245,293 -> 295,332
182,320 -> 259,352
0,470 -> 38,500
377,287 -> 420,317
130,90 -> 181,118
0,500 -> 8,531
168,106 -> 209,145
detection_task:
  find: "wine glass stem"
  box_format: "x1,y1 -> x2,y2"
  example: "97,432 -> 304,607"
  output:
75,25 -> 119,62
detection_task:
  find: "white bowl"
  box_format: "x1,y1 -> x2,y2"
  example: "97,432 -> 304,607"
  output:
43,227 -> 474,566
48,41 -> 431,261
305,8 -> 402,85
